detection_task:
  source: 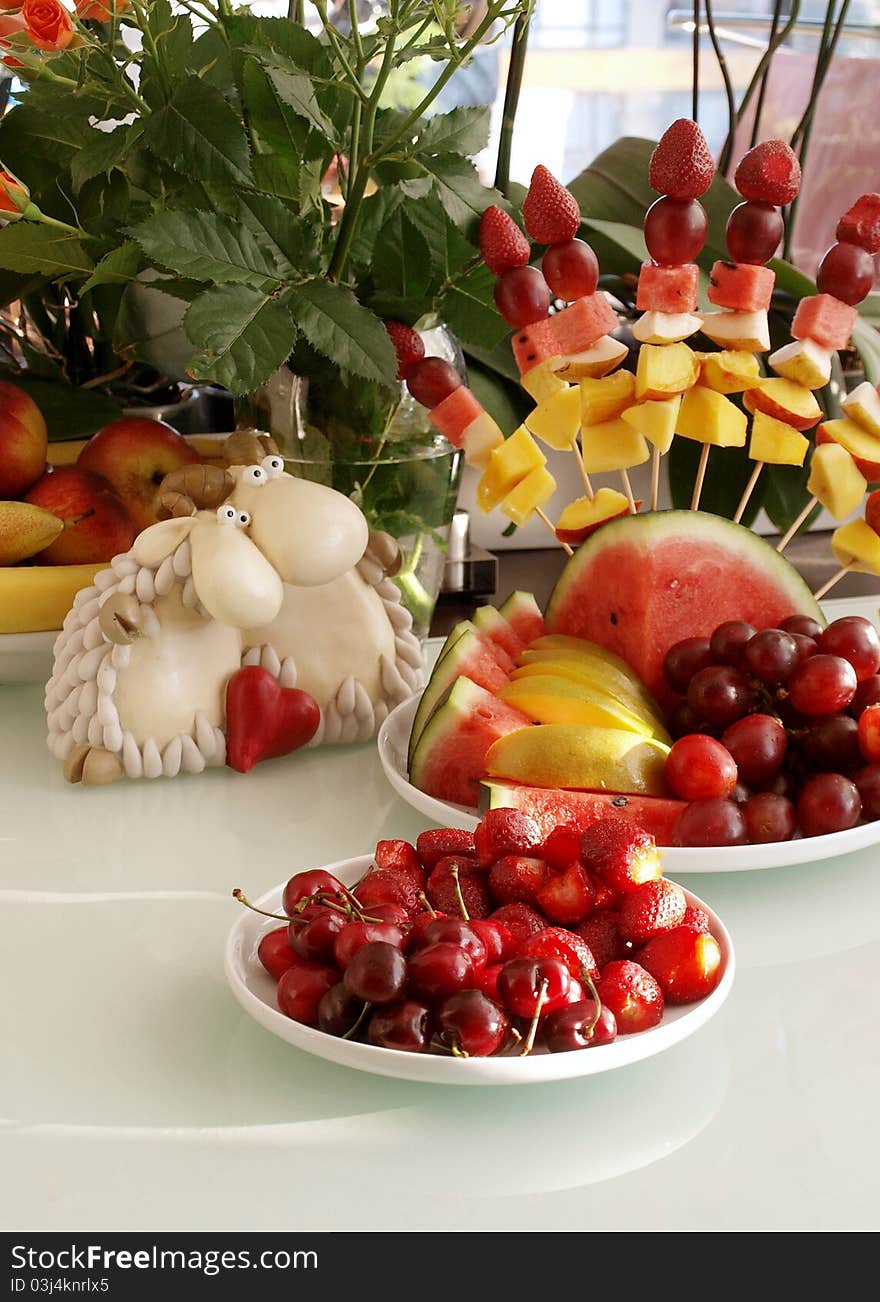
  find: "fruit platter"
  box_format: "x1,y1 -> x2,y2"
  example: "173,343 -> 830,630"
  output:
376,123 -> 880,868
226,811 -> 734,1085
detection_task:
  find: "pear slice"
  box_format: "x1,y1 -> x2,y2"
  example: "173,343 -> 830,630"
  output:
484,724 -> 670,796
0,501 -> 64,565
632,311 -> 702,344
499,674 -> 669,742
514,653 -> 666,732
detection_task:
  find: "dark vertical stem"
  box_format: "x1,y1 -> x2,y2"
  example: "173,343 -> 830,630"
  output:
495,10 -> 532,195
705,0 -> 737,174
721,2 -> 801,171
750,0 -> 784,147
692,0 -> 701,121
289,0 -> 305,22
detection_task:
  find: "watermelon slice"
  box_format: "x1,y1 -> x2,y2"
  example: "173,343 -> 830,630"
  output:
473,604 -> 526,659
481,781 -> 686,845
636,262 -> 699,314
436,619 -> 514,673
499,590 -> 546,644
410,678 -> 531,807
408,628 -> 512,766
792,294 -> 857,351
545,510 -> 823,711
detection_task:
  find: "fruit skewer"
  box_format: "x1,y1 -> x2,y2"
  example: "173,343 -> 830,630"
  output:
813,489 -> 880,599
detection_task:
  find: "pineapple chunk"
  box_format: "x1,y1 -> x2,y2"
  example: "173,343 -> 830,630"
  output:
500,465 -> 557,526
461,411 -> 504,469
580,370 -> 636,426
749,410 -> 809,467
553,335 -> 628,380
635,342 -> 699,401
631,311 -> 702,344
831,519 -> 880,575
580,419 -> 650,473
698,350 -> 762,394
555,488 -> 630,544
525,385 -> 581,450
807,443 -> 866,519
768,339 -> 833,390
698,310 -> 771,352
842,381 -> 880,438
477,427 -> 546,513
675,386 -> 748,448
521,359 -> 569,404
621,395 -> 681,454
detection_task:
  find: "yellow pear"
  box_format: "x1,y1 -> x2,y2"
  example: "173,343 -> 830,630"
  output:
500,674 -> 668,741
0,500 -> 64,565
484,724 -> 670,796
512,656 -> 667,733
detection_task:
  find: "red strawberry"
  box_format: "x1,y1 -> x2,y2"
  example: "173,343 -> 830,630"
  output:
734,140 -> 801,207
836,193 -> 880,255
479,205 -> 531,275
596,959 -> 664,1034
519,926 -> 598,983
648,118 -> 715,199
580,818 -> 662,895
681,905 -> 711,935
474,807 -> 542,867
591,877 -> 620,911
426,856 -> 491,919
576,910 -> 628,970
489,902 -> 548,949
415,828 -> 476,870
374,839 -> 423,879
522,165 -> 581,245
639,926 -> 722,1004
534,861 -> 594,925
539,824 -> 583,869
384,321 -> 425,380
488,854 -> 547,905
354,869 -> 422,918
618,878 -> 687,945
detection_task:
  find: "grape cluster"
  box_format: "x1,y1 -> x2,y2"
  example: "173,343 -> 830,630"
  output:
663,615 -> 880,845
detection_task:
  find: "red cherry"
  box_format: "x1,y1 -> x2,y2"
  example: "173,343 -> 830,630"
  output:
276,961 -> 338,1025
333,920 -> 405,968
367,1001 -> 431,1052
497,955 -> 571,1018
282,869 -> 347,916
437,990 -> 510,1057
258,926 -> 296,980
544,999 -> 618,1052
419,917 -> 488,969
407,942 -> 475,1001
290,908 -> 348,963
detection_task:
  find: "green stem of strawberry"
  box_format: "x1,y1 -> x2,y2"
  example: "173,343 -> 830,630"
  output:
449,864 -> 470,921
520,978 -> 549,1057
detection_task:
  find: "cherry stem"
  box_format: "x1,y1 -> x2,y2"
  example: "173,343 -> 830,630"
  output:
581,968 -> 604,1039
418,891 -> 437,918
520,977 -> 549,1056
450,864 -> 470,921
450,1042 -> 469,1059
232,888 -> 288,922
342,1001 -> 372,1040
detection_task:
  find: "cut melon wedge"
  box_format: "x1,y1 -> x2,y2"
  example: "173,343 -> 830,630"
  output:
408,628 -> 512,766
473,604 -> 525,659
499,590 -> 546,643
499,674 -> 667,740
512,654 -> 666,733
481,782 -> 686,845
484,724 -> 670,796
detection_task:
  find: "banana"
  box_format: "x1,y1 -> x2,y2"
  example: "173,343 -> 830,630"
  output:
0,563 -> 104,633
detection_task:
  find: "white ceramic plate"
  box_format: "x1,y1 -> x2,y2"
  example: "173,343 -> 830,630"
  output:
225,854 -> 734,1086
0,629 -> 56,685
377,693 -> 880,873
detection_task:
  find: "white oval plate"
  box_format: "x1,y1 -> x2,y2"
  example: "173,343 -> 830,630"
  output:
0,629 -> 56,685
225,854 -> 734,1086
377,694 -> 880,873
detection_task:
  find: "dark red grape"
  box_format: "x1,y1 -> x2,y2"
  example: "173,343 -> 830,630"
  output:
541,239 -> 599,301
744,793 -> 797,843
802,715 -> 861,771
405,357 -> 462,408
663,636 -> 714,694
732,781 -> 752,804
644,197 -> 708,264
855,765 -> 880,820
779,614 -> 823,640
725,200 -> 784,264
789,655 -> 858,715
791,633 -> 819,664
721,713 -> 787,784
710,620 -> 757,667
668,701 -> 703,738
816,241 -> 874,305
744,628 -> 799,685
687,665 -> 756,728
797,772 -> 861,836
852,674 -> 880,715
665,734 -> 738,801
762,770 -> 801,802
674,798 -> 748,847
494,265 -> 553,328
817,616 -> 880,682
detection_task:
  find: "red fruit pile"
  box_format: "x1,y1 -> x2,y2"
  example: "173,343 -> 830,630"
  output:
247,816 -> 724,1059
663,614 -> 880,845
644,118 -> 714,267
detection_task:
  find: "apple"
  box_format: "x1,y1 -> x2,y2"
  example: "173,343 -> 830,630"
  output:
816,419 -> 880,483
842,381 -> 880,438
631,311 -> 702,345
768,339 -> 832,390
0,381 -> 48,498
24,467 -> 135,564
552,335 -> 628,380
698,310 -> 770,352
77,417 -> 200,533
742,377 -> 822,431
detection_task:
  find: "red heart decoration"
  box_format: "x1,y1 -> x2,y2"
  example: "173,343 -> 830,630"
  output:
225,666 -> 321,774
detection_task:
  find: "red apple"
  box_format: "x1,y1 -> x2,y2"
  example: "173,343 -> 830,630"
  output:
0,381 -> 48,498
77,417 -> 201,533
24,467 -> 135,564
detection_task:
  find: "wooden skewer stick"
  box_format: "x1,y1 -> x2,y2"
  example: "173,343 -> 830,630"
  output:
776,496 -> 818,554
813,565 -> 852,602
733,462 -> 764,525
650,446 -> 661,513
536,507 -> 573,555
620,468 -> 637,514
571,438 -> 594,500
690,444 -> 711,512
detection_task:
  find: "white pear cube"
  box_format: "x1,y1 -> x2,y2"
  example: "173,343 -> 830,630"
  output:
632,311 -> 702,345
768,339 -> 833,390
842,381 -> 880,438
552,335 -> 628,380
698,310 -> 771,353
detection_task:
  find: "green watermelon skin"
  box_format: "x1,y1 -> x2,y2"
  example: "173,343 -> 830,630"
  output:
411,678 -> 531,808
481,781 -> 686,845
407,630 -> 512,768
546,510 -> 823,711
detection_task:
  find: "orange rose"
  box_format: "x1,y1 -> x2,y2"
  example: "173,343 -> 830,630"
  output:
0,0 -> 25,11
75,0 -> 128,18
0,9 -> 26,64
0,167 -> 30,218
22,0 -> 72,51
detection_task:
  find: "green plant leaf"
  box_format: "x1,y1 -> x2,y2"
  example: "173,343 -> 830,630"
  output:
466,360 -> 530,433
80,241 -> 143,293
234,191 -> 322,274
761,460 -> 818,534
441,260 -> 508,350
416,106 -> 490,157
417,154 -> 507,234
853,317 -> 880,385
0,225 -> 93,278
185,284 -> 297,394
247,49 -> 335,138
0,371 -> 122,440
0,269 -> 46,308
370,209 -> 431,306
668,437 -> 762,522
144,78 -> 253,188
129,209 -> 292,287
287,279 -> 398,387
70,126 -> 131,194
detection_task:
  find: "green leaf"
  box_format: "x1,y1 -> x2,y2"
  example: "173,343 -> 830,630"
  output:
762,460 -> 818,533
0,372 -> 122,440
248,49 -> 335,138
0,225 -> 93,278
667,437 -> 761,522
234,191 -> 322,274
348,186 -> 406,267
441,260 -> 508,350
81,241 -> 143,293
70,126 -> 130,194
417,106 -> 490,157
417,154 -> 506,233
241,57 -> 308,166
853,317 -> 880,385
129,210 -> 292,287
370,209 -> 431,305
287,279 -> 398,387
0,269 -> 46,308
185,284 -> 297,394
466,360 -> 530,434
144,78 -> 253,188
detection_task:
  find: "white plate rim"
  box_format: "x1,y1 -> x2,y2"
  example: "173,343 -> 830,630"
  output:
224,854 -> 735,1086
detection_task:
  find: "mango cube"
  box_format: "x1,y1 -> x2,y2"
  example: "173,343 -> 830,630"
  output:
818,418 -> 880,481
579,419 -> 650,473
831,519 -> 880,575
698,310 -> 770,352
743,377 -> 821,431
580,370 -> 636,426
553,335 -> 628,381
621,395 -> 681,453
749,410 -> 809,467
698,350 -> 761,394
555,487 -> 630,545
525,385 -> 581,450
461,411 -> 504,470
500,465 -> 557,526
807,443 -> 866,519
842,381 -> 880,438
521,359 -> 569,404
768,339 -> 832,390
635,342 -> 699,401
675,385 -> 748,448
477,427 -> 545,513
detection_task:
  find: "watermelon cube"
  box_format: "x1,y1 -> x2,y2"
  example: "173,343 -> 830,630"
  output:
636,262 -> 699,313
429,386 -> 483,444
792,293 -> 857,350
707,261 -> 775,313
549,293 -> 618,356
512,318 -> 559,375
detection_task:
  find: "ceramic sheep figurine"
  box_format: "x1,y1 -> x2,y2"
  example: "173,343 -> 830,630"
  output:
45,433 -> 423,785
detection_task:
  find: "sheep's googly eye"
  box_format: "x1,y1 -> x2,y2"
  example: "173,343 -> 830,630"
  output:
217,505 -> 237,524
261,455 -> 284,479
236,511 -> 251,528
242,465 -> 265,486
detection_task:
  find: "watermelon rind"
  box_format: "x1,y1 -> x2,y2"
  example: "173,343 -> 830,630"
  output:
499,590 -> 547,643
481,781 -> 686,845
